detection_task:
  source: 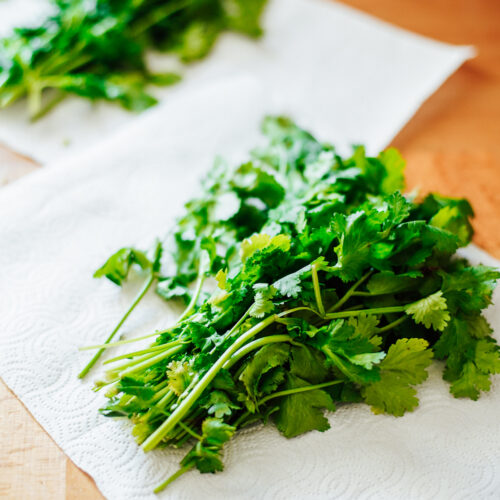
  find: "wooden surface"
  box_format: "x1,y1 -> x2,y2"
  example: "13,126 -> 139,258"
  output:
1,0 -> 499,498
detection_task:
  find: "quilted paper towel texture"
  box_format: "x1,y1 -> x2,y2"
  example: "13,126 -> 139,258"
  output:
0,0 -> 472,163
0,76 -> 499,500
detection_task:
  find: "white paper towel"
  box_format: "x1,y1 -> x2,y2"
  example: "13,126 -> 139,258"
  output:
0,72 -> 499,500
0,0 -> 472,163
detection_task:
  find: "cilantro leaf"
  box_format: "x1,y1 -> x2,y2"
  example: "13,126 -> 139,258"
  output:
94,247 -> 152,286
406,291 -> 450,331
203,391 -> 240,419
274,374 -> 335,438
248,284 -> 276,318
239,343 -> 290,401
362,338 -> 433,416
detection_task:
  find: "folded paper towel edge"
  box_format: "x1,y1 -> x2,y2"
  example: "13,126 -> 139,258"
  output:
375,44 -> 475,152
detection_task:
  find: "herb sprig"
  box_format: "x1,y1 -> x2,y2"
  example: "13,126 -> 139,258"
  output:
0,0 -> 266,119
83,117 -> 500,491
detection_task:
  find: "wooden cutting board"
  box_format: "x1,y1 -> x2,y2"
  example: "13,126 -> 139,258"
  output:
1,0 -> 499,498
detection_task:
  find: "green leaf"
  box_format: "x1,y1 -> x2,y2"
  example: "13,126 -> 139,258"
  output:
289,345 -> 330,384
248,283 -> 276,318
317,321 -> 384,383
94,247 -> 151,285
221,0 -> 267,37
330,211 -> 379,282
239,343 -> 290,400
440,265 -> 500,315
203,391 -> 240,419
272,264 -> 311,299
240,233 -> 291,263
166,360 -> 194,396
347,314 -> 380,338
435,318 -> 500,400
378,148 -> 405,194
449,362 -> 492,400
362,338 -> 433,416
274,374 -> 335,438
367,271 -> 421,295
118,377 -> 155,401
181,418 -> 236,474
406,291 -> 450,331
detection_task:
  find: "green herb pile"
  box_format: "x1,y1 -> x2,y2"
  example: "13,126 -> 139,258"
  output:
0,0 -> 266,119
83,117 -> 500,492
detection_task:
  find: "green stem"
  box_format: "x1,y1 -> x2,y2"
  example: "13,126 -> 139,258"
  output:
377,315 -> 407,333
78,273 -> 155,378
119,344 -> 184,378
103,340 -> 181,364
154,464 -> 194,494
142,314 -> 278,452
233,379 -> 343,427
132,0 -> 189,37
223,335 -> 298,370
327,271 -> 373,313
311,264 -> 325,316
321,347 -> 353,380
79,331 -> 160,351
177,421 -> 202,441
277,306 -> 323,318
177,266 -> 206,324
27,81 -> 43,119
105,351 -> 159,375
155,390 -> 175,410
233,410 -> 251,428
149,384 -> 170,404
227,307 -> 252,339
258,379 -> 343,405
30,91 -> 67,122
325,304 -> 406,320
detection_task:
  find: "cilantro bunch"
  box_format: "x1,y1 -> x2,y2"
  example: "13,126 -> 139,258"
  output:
83,117 -> 500,491
0,0 -> 266,119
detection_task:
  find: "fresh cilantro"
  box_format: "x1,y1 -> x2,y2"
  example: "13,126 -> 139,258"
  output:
0,0 -> 268,119
83,117 -> 499,492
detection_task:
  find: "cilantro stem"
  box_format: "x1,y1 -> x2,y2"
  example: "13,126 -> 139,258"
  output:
79,332 -> 160,351
325,304 -> 406,319
178,421 -> 203,441
131,0 -> 189,37
321,347 -> 355,380
142,314 -> 278,451
277,306 -> 323,318
327,271 -> 373,313
223,334 -> 299,370
154,464 -> 194,494
258,379 -> 343,405
176,262 -> 207,323
234,379 -> 343,427
103,340 -> 182,364
376,315 -> 407,333
78,273 -> 155,378
143,306 -> 317,452
30,91 -> 67,122
311,263 -> 326,316
227,307 -> 252,339
155,390 -> 175,410
105,351 -> 159,376
119,344 -> 185,378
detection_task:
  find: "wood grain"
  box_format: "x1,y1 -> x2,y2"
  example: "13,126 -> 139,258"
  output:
0,0 -> 499,498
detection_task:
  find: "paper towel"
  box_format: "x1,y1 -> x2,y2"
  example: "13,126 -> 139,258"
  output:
0,0 -> 472,162
0,74 -> 499,499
